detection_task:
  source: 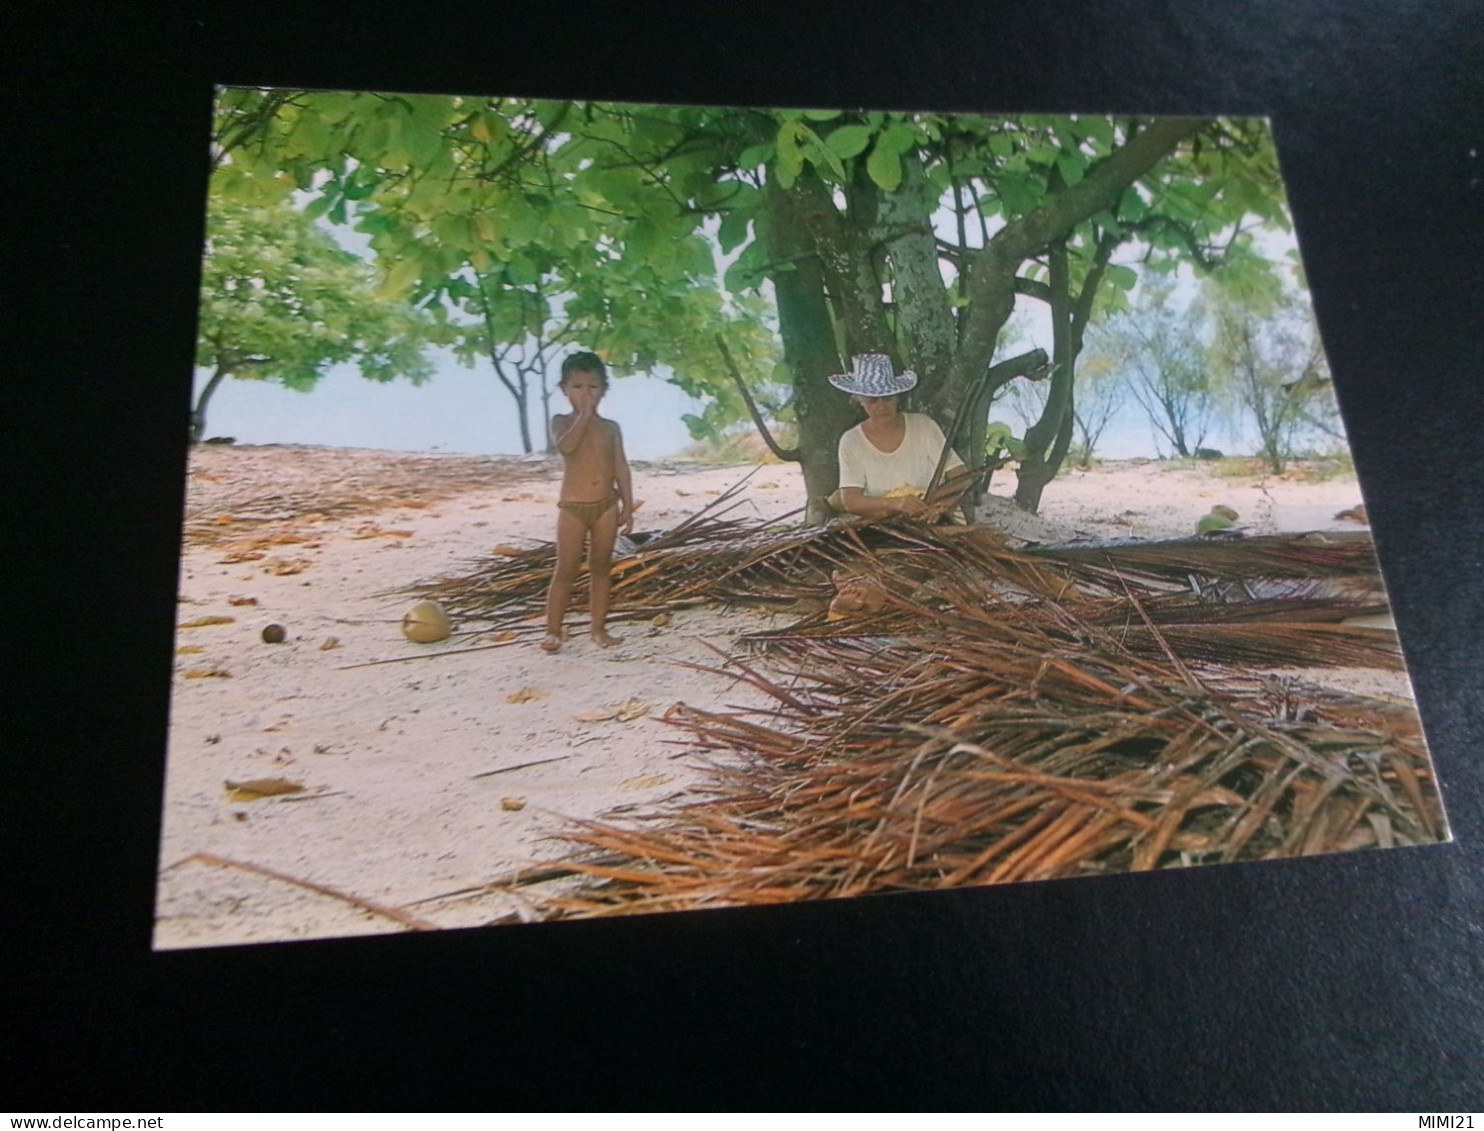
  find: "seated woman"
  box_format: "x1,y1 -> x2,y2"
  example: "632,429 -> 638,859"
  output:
827,354 -> 977,520
825,355 -> 980,619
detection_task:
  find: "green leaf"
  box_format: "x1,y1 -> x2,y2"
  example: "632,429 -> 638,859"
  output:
879,123 -> 918,154
866,142 -> 902,191
738,143 -> 775,168
985,421 -> 1026,459
775,122 -> 805,189
1106,264 -> 1138,291
718,208 -> 752,255
798,125 -> 847,181
1056,152 -> 1087,186
301,195 -> 333,221
824,124 -> 874,160
802,108 -> 842,121
995,172 -> 1043,215
1075,115 -> 1115,149
378,256 -> 423,299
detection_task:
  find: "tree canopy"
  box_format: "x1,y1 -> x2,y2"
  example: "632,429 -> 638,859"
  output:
193,193 -> 434,442
211,90 -> 1300,512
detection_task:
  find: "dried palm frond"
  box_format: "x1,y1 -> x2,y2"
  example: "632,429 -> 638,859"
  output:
407,500 -> 1434,921
520,587 -> 1439,919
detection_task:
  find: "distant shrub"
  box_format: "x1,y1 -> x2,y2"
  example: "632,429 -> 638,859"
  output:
676,426 -> 796,465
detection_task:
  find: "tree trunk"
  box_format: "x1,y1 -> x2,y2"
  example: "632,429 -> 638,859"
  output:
540,375 -> 555,454
875,151 -> 956,403
761,177 -> 853,523
514,382 -> 532,454
1015,241 -> 1076,511
1016,387 -> 1076,513
190,365 -> 231,444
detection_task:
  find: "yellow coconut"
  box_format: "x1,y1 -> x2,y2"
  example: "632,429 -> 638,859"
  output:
401,599 -> 452,643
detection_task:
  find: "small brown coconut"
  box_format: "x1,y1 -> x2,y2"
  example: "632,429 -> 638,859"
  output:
261,623 -> 287,644
401,599 -> 452,643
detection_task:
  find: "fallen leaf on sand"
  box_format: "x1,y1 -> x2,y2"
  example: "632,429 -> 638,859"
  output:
1335,504 -> 1368,523
228,596 -> 259,607
176,645 -> 205,655
500,796 -> 526,811
219,551 -> 265,564
622,773 -> 671,791
265,557 -> 311,576
225,777 -> 305,801
183,668 -> 232,679
572,698 -> 651,723
319,636 -> 341,651
492,544 -> 524,557
179,616 -> 235,629
651,612 -> 672,627
490,630 -> 518,643
506,687 -> 547,703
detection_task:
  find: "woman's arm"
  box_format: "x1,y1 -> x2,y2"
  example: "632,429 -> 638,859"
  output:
837,487 -> 932,518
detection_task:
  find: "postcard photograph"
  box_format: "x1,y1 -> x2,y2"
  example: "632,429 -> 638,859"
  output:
154,88 -> 1450,949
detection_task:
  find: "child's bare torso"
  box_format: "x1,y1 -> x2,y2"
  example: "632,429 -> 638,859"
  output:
554,413 -> 620,502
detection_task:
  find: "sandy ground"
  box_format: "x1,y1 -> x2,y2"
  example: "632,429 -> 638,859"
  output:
155,447 -> 1391,949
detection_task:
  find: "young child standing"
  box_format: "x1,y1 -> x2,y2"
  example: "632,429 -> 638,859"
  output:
542,351 -> 635,652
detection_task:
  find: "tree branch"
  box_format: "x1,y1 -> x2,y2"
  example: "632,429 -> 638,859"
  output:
1014,276 -> 1054,304
715,334 -> 801,463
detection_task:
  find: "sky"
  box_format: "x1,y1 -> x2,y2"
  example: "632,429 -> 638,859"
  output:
194,352 -> 708,460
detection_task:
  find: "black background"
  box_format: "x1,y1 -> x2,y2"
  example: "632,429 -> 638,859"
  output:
13,0 -> 1484,1110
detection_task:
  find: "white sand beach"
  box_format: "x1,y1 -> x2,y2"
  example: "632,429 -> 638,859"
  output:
155,446 -> 1388,948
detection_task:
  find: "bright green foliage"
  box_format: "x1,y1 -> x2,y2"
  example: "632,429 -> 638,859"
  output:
984,421 -> 1027,460
1196,512 -> 1237,534
192,194 -> 434,440
211,89 -> 780,449
210,89 -> 1296,511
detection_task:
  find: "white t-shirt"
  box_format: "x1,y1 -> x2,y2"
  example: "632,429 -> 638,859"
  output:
837,412 -> 964,496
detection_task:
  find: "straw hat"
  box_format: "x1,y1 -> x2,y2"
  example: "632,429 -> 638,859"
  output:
827,354 -> 918,398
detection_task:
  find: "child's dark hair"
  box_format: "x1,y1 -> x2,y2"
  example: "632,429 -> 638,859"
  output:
560,351 -> 608,387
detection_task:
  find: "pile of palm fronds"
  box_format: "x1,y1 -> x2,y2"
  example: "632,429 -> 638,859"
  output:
417,481 -> 1392,660
419,496 -> 1442,920
520,584 -> 1439,918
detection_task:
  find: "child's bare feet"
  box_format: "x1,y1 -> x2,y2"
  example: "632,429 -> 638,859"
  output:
591,629 -> 623,648
540,633 -> 563,653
